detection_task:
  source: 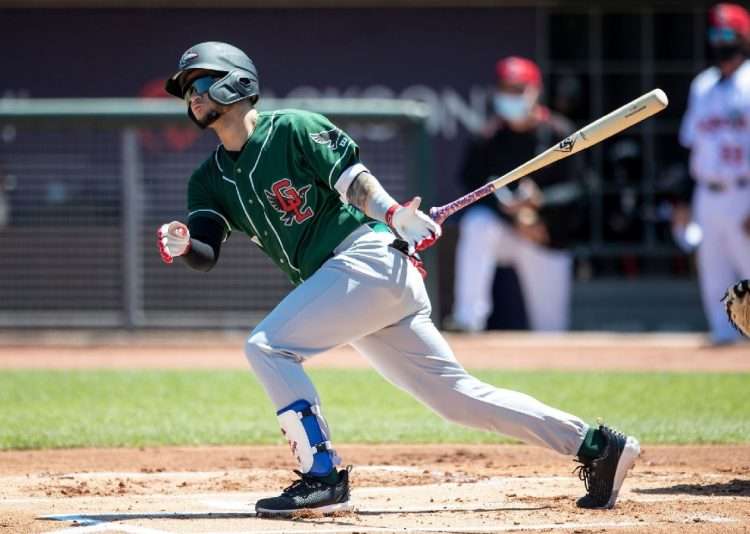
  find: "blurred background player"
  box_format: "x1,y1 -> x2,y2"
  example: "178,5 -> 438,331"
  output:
448,56 -> 585,332
678,2 -> 750,345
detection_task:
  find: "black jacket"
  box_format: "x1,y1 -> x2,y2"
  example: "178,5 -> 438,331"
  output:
458,108 -> 587,249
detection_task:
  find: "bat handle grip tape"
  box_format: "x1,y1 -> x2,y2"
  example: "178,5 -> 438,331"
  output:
429,183 -> 497,225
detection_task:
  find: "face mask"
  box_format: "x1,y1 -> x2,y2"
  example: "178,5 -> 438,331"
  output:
493,93 -> 531,122
712,44 -> 743,63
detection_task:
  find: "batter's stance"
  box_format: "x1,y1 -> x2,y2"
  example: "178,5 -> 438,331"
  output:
157,41 -> 640,516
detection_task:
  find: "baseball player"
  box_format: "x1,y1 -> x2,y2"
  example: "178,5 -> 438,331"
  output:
449,57 -> 584,332
158,41 -> 639,516
679,3 -> 750,345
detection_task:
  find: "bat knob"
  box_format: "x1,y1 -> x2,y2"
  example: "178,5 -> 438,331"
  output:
429,206 -> 446,225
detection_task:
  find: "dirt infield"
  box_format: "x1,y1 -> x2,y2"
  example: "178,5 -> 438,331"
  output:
0,330 -> 748,372
2,444 -> 749,534
1,331 -> 749,533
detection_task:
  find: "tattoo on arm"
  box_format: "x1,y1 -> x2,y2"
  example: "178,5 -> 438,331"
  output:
346,172 -> 376,212
346,171 -> 397,222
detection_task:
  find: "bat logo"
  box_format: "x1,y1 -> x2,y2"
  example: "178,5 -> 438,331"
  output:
554,134 -> 577,153
265,178 -> 314,226
624,104 -> 647,119
310,128 -> 341,149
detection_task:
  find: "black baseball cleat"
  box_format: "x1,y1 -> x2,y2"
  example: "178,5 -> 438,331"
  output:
574,425 -> 640,509
255,466 -> 351,517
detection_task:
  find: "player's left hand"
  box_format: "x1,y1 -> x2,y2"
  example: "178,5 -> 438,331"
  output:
498,178 -> 544,215
386,196 -> 442,253
157,221 -> 191,264
513,207 -> 550,246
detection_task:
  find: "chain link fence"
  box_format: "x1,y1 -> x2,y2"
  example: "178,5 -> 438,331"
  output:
0,98 -> 431,328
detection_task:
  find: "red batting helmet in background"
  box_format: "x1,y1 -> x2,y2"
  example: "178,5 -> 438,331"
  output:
495,57 -> 542,89
709,3 -> 750,40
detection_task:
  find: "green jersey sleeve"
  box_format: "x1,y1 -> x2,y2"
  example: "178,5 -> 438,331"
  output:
292,111 -> 366,196
186,166 -> 233,241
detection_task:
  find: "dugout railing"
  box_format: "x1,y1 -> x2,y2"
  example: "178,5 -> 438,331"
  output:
0,98 -> 433,328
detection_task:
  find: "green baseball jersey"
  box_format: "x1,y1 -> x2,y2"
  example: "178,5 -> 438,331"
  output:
187,109 -> 384,285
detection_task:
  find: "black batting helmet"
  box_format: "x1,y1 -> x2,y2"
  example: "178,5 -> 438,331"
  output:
165,41 -> 260,106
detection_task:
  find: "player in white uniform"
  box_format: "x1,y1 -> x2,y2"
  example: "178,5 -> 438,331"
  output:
450,57 -> 583,332
157,41 -> 639,517
679,3 -> 750,345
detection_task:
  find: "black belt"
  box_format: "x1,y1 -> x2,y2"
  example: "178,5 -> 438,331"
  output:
704,178 -> 749,192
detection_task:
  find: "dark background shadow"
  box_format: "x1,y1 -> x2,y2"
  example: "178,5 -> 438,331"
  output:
634,479 -> 750,497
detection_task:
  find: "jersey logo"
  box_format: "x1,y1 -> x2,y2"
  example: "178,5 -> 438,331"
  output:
310,128 -> 344,149
265,179 -> 314,226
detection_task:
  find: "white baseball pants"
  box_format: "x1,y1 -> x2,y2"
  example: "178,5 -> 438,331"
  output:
244,225 -> 587,458
452,206 -> 573,332
693,185 -> 750,344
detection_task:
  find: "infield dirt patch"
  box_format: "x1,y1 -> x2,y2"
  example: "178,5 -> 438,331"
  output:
0,330 -> 748,372
1,444 -> 749,533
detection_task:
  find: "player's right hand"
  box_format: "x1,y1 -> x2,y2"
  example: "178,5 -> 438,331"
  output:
386,197 -> 442,253
157,221 -> 191,264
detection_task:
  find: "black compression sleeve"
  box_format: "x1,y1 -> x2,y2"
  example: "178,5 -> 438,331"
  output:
181,216 -> 225,272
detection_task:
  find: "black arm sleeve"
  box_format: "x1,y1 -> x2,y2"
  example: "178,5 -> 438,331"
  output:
181,216 -> 225,272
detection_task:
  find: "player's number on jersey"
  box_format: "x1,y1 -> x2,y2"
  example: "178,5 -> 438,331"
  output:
721,144 -> 744,165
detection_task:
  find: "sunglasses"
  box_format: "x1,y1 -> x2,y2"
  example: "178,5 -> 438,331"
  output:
708,27 -> 738,45
183,76 -> 218,103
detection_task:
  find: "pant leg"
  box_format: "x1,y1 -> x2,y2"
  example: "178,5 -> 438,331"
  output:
452,207 -> 508,331
724,189 -> 750,280
351,308 -> 588,456
514,241 -> 573,331
244,228 -> 421,410
694,190 -> 743,343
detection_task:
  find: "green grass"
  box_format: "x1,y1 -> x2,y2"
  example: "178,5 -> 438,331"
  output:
0,369 -> 747,449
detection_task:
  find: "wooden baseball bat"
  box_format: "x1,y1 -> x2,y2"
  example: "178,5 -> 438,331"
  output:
429,88 -> 669,225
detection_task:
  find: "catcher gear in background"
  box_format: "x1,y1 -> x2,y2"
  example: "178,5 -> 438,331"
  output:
722,279 -> 750,337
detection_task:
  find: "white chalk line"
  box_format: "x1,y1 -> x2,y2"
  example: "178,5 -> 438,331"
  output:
41,517 -> 738,534
8,490 -> 731,509
43,522 -> 172,534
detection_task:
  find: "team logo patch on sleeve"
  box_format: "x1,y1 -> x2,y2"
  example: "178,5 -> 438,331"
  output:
265,179 -> 314,226
310,128 -> 347,149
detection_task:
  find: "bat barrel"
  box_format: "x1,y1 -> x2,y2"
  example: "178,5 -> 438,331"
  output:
428,89 -> 668,225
